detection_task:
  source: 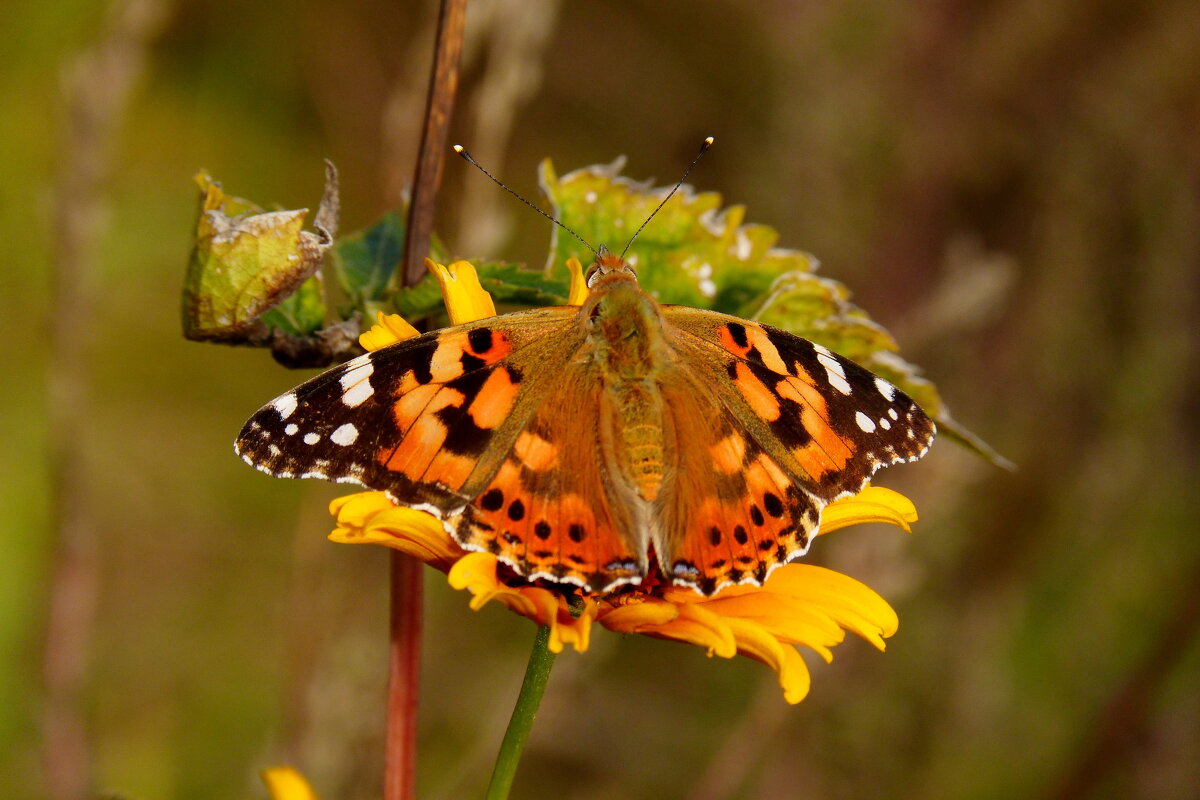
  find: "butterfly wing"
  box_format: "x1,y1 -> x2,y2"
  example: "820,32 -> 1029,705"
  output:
236,305 -> 648,591
652,307 -> 935,593
451,362 -> 649,591
236,307 -> 584,514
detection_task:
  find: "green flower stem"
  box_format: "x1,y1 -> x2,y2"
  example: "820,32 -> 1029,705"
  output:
485,625 -> 557,800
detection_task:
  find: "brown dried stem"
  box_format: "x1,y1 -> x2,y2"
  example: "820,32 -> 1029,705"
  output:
386,1 -> 469,799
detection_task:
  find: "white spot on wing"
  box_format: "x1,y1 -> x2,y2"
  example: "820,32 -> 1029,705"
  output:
879,417 -> 892,430
888,408 -> 899,420
272,393 -> 298,420
340,360 -> 375,408
875,377 -> 897,401
855,411 -> 877,433
303,432 -> 320,445
331,423 -> 358,446
815,349 -> 852,395
285,424 -> 299,436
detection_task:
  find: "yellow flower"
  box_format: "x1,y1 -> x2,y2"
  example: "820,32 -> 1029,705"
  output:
337,258 -> 919,703
334,483 -> 914,704
261,767 -> 318,800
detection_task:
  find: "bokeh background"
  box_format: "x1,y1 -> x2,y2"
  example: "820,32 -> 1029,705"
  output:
4,1 -> 1199,798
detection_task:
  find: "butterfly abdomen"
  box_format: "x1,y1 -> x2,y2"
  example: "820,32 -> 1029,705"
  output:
604,383 -> 667,502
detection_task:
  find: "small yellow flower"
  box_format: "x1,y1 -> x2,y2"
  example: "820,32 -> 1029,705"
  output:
336,259 -> 920,703
261,767 -> 318,800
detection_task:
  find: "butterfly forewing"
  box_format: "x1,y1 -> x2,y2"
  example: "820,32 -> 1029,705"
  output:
235,308 -> 582,514
664,307 -> 935,500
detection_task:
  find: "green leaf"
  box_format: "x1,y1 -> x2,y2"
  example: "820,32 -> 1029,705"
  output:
540,157 -> 815,313
475,261 -> 570,308
182,171 -> 330,341
260,274 -> 325,336
330,210 -> 403,306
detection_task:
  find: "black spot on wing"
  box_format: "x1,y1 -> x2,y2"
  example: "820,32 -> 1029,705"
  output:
459,352 -> 486,372
434,369 -> 493,456
725,321 -> 748,349
468,327 -> 494,354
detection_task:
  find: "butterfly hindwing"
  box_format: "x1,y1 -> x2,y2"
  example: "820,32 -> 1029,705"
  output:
453,364 -> 648,592
653,372 -> 822,594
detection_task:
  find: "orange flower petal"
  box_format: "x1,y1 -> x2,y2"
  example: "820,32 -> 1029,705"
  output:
743,564 -> 900,650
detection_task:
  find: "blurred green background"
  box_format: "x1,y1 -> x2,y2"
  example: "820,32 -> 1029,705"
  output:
4,1 -> 1199,798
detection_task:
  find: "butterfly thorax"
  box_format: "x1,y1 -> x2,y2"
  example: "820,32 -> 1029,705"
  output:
582,264 -> 673,504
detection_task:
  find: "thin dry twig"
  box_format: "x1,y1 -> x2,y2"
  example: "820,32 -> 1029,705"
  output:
385,1 -> 469,799
399,0 -> 469,289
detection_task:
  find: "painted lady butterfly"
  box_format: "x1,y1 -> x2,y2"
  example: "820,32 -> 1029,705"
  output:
236,246 -> 935,596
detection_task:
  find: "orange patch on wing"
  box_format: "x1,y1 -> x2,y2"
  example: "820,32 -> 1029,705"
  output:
709,432 -> 747,474
776,373 -> 852,476
421,450 -> 475,490
514,431 -> 559,471
383,386 -> 464,479
428,330 -> 515,382
468,368 -> 519,430
393,383 -> 441,430
676,497 -> 762,584
718,324 -> 790,375
732,362 -> 780,421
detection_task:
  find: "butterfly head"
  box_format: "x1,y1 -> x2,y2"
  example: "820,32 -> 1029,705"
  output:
585,244 -> 638,289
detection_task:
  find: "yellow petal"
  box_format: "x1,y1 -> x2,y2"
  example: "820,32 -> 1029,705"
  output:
446,554 -> 593,652
261,767 -> 318,800
565,257 -> 589,305
447,552 -> 507,606
602,599 -> 737,658
700,591 -> 847,662
751,564 -> 899,650
328,492 -> 461,571
359,311 -> 420,351
722,617 -> 813,704
551,600 -> 598,653
821,486 -> 918,535
599,598 -> 681,629
426,258 -> 496,324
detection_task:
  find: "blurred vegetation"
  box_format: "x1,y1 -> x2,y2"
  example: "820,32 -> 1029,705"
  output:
4,1 -> 1199,799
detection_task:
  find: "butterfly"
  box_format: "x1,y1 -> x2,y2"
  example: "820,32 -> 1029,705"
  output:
236,246 -> 935,596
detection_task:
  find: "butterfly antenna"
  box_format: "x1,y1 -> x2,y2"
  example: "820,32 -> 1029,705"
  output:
620,136 -> 714,258
453,145 -> 597,258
